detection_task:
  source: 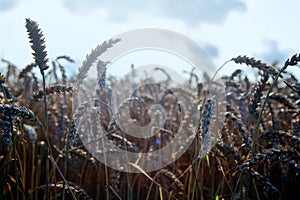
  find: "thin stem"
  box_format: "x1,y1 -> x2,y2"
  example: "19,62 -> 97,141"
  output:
48,156 -> 77,200
62,137 -> 69,200
62,93 -> 69,200
41,71 -> 49,200
30,142 -> 36,200
10,116 -> 19,200
210,60 -> 232,82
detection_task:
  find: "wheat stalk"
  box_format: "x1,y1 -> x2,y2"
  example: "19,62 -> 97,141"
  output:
25,18 -> 52,199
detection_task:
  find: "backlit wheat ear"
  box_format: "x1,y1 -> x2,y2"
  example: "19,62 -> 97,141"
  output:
283,53 -> 300,68
248,70 -> 269,116
58,63 -> 67,84
36,181 -> 92,200
0,104 -> 37,121
23,124 -> 37,142
226,112 -> 252,147
1,58 -> 17,81
199,95 -> 217,157
56,55 -> 74,84
232,55 -> 280,76
230,69 -> 242,80
32,84 -> 73,101
0,72 -> 14,101
107,133 -> 138,152
18,62 -> 36,79
25,18 -> 49,73
158,169 -> 184,193
261,130 -> 300,146
247,169 -> 282,196
269,92 -> 296,109
75,38 -> 120,88
240,148 -> 297,170
56,55 -> 75,63
97,60 -> 109,90
154,67 -> 172,82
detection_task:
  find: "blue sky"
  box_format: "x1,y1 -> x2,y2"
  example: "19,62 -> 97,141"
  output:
0,0 -> 299,78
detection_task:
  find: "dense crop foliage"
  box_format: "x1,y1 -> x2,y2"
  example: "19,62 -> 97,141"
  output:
0,19 -> 299,200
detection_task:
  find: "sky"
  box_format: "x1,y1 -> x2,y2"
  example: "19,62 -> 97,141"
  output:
0,0 -> 299,79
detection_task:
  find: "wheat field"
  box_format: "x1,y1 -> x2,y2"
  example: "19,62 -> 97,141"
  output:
0,18 -> 299,200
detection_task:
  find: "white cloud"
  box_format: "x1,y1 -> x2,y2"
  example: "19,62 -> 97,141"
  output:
259,39 -> 290,65
158,0 -> 246,25
0,0 -> 19,12
62,0 -> 246,26
203,43 -> 219,57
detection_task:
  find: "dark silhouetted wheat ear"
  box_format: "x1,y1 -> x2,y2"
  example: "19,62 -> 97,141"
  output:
0,72 -> 14,101
25,18 -> 49,73
18,62 -> 36,79
32,84 -> 73,101
0,104 -> 37,121
232,55 -> 280,77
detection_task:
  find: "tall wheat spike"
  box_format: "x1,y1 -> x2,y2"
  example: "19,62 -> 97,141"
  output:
25,18 -> 49,73
75,38 -> 120,89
